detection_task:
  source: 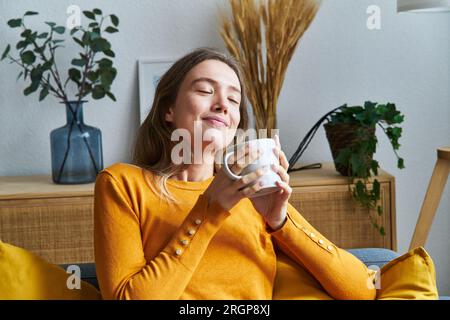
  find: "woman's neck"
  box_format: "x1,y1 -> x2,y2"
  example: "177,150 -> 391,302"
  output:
171,152 -> 216,182
171,164 -> 214,182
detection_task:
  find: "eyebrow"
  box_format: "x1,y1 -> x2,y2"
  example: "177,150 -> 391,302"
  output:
190,77 -> 241,94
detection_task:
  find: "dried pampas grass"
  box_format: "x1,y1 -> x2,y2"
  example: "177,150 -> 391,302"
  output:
220,0 -> 320,133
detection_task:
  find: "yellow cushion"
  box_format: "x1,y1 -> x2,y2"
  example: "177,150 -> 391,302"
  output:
272,251 -> 333,300
376,246 -> 439,300
0,241 -> 101,300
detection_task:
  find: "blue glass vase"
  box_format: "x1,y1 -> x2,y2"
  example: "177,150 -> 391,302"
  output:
50,101 -> 103,184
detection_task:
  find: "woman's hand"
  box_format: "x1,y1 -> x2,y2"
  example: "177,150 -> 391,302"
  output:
249,135 -> 292,231
204,144 -> 267,211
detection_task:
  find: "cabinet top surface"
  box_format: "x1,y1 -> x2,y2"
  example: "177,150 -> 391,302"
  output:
0,162 -> 393,199
0,175 -> 95,199
288,162 -> 393,187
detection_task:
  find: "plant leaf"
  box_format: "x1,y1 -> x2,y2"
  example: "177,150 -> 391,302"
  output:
106,91 -> 116,101
24,11 -> 39,16
39,86 -> 49,101
71,58 -> 86,67
89,31 -> 100,41
97,58 -> 113,67
73,37 -> 85,48
70,27 -> 79,36
93,8 -> 102,15
87,71 -> 99,82
377,205 -> 383,216
83,11 -> 96,20
45,21 -> 56,28
104,49 -> 115,57
100,68 -> 117,86
105,26 -> 118,33
53,26 -> 65,34
68,68 -> 82,81
23,81 -> 40,95
398,158 -> 405,169
373,179 -> 380,199
92,85 -> 106,99
20,50 -> 36,64
7,19 -> 22,28
91,38 -> 111,52
1,44 -> 11,61
110,15 -> 119,27
37,32 -> 49,39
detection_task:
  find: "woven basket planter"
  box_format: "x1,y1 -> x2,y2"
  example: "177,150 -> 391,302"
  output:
324,123 -> 376,176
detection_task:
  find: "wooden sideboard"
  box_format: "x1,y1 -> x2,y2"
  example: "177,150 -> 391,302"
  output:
0,176 -> 95,264
0,162 -> 396,264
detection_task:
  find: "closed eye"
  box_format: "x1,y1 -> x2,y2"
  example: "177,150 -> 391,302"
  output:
198,90 -> 213,94
229,98 -> 239,104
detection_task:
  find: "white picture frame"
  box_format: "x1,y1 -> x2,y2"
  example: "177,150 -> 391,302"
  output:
138,58 -> 176,123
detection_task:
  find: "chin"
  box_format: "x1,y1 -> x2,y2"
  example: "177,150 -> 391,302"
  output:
202,129 -> 224,148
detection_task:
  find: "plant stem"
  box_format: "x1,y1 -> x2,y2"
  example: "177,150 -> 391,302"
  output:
56,111 -> 74,183
8,56 -> 63,99
23,24 -> 68,102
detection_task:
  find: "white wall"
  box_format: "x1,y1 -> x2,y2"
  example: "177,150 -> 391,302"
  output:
1,0 -> 449,295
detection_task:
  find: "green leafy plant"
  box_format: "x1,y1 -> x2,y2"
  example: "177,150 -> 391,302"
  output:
1,8 -> 119,104
324,101 -> 405,235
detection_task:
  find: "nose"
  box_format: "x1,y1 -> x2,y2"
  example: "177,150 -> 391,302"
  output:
212,91 -> 229,114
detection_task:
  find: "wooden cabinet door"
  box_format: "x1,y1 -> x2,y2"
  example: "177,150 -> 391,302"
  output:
0,196 -> 94,264
289,182 -> 395,249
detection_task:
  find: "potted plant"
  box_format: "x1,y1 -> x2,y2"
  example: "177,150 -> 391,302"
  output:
323,101 -> 405,235
1,9 -> 119,184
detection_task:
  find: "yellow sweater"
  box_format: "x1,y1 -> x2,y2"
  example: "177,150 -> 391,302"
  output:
94,163 -> 376,300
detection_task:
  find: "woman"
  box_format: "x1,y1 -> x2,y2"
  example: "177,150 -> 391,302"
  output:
94,48 -> 377,300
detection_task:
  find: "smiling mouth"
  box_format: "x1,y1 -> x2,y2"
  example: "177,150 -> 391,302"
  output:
202,117 -> 228,127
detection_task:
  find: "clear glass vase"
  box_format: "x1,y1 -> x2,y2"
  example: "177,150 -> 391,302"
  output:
50,101 -> 103,184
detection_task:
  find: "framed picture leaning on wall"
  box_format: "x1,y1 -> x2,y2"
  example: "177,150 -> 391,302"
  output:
138,59 -> 175,123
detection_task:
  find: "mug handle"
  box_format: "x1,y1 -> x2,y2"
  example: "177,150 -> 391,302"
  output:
223,152 -> 242,180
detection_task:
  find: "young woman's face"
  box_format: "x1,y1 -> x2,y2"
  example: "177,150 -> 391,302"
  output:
165,59 -> 241,154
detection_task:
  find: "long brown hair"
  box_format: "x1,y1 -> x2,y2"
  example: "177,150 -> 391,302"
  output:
132,47 -> 249,202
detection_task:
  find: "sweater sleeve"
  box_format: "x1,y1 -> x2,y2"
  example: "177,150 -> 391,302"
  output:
268,203 -> 377,300
94,172 -> 230,300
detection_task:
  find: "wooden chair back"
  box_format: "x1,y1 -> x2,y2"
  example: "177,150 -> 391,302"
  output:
409,147 -> 450,250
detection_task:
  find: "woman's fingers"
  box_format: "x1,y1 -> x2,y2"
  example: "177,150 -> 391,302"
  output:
229,146 -> 260,176
273,146 -> 289,171
271,163 -> 290,184
275,180 -> 292,198
239,179 -> 264,197
226,144 -> 249,166
234,166 -> 267,189
275,135 -> 281,149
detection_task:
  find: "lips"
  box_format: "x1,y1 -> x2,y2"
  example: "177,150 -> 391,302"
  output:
202,116 -> 229,127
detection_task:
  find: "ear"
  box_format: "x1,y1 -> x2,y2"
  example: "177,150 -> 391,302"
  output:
165,107 -> 174,123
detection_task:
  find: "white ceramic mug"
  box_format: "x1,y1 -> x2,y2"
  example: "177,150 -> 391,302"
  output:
222,138 -> 281,198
